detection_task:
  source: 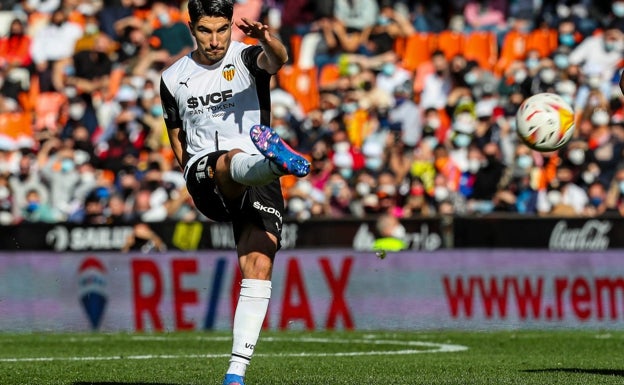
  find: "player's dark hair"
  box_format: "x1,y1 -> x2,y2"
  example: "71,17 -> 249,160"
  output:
188,0 -> 234,24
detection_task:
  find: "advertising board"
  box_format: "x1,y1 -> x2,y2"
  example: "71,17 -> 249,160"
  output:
2,250 -> 624,332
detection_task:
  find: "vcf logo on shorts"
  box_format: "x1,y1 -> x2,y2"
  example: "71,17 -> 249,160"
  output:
194,156 -> 215,182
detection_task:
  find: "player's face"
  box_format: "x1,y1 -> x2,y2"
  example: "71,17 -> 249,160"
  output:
190,16 -> 232,65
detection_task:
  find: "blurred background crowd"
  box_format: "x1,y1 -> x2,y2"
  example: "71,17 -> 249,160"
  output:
1,0 -> 624,226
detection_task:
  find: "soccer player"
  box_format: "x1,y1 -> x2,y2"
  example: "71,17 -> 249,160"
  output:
159,1 -> 310,384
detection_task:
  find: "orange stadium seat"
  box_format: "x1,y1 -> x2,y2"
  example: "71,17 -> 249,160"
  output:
318,63 -> 341,89
0,112 -> 33,145
526,28 -> 558,58
401,33 -> 437,72
34,92 -> 67,132
277,66 -> 320,113
437,30 -> 464,61
463,31 -> 498,71
290,34 -> 302,66
495,30 -> 528,75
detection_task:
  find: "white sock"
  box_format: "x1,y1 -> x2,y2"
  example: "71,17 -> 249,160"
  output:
230,153 -> 283,186
227,279 -> 272,377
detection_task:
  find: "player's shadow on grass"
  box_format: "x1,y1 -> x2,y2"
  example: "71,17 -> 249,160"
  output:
523,368 -> 624,377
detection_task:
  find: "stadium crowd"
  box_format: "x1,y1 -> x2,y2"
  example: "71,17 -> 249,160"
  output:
1,0 -> 624,226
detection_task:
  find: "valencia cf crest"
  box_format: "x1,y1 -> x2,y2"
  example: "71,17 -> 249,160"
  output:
207,165 -> 214,179
222,64 -> 236,81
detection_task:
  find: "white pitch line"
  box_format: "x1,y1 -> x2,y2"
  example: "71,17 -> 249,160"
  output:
0,336 -> 468,363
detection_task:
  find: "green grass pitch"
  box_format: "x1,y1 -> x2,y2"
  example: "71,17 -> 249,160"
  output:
1,330 -> 624,385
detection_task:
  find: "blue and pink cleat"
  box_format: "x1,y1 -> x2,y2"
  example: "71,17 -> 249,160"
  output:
222,373 -> 245,385
250,124 -> 310,177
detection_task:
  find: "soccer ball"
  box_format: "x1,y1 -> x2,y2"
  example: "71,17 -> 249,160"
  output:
515,92 -> 575,152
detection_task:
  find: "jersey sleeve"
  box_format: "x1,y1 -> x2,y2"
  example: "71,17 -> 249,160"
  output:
160,77 -> 182,130
241,45 -> 270,78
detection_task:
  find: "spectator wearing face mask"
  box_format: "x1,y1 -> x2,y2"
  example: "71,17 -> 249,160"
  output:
420,50 -> 453,110
604,163 -> 624,215
322,171 -> 354,217
9,153 -> 48,216
20,188 -> 64,223
584,181 -> 609,216
388,81 -> 422,149
569,22 -> 624,91
149,1 -> 194,64
468,141 -> 505,214
530,59 -> 558,95
537,163 -> 588,216
458,144 -> 484,199
61,33 -> 114,134
605,1 -> 624,30
556,17 -> 581,50
30,8 -> 83,92
561,139 -> 589,180
586,109 -> 624,188
37,138 -> 82,216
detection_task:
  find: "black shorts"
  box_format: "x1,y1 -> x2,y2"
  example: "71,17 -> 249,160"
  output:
186,151 -> 284,247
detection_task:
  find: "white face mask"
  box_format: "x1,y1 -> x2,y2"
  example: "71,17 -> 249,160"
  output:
333,141 -> 350,153
588,76 -> 602,89
69,103 -> 85,120
467,159 -> 481,173
434,186 -> 449,202
378,184 -> 396,196
0,186 -> 9,200
288,197 -> 306,213
365,157 -> 383,171
548,190 -> 562,205
0,211 -> 12,225
591,110 -> 610,126
85,23 -> 98,35
142,89 -> 156,100
295,180 -> 312,195
81,172 -> 96,183
514,69 -> 527,83
516,154 -> 533,169
567,148 -> 585,165
426,117 -> 441,129
540,68 -> 556,84
582,171 -> 596,184
355,182 -> 371,196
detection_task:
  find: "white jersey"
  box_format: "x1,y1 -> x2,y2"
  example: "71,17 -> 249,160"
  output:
160,41 -> 272,172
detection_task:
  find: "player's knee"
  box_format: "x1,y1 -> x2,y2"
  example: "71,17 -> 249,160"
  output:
240,252 -> 274,280
218,149 -> 243,173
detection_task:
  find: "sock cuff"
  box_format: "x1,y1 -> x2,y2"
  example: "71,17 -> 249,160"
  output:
240,279 -> 272,299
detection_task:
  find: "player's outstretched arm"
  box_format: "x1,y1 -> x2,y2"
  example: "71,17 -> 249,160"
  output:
236,17 -> 287,74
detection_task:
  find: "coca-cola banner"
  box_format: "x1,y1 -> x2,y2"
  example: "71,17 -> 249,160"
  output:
453,216 -> 623,251
1,216 -> 623,251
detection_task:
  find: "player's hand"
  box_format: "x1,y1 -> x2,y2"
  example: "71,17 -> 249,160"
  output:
236,17 -> 271,42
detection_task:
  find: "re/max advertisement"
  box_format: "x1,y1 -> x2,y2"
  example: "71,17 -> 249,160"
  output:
2,250 -> 624,332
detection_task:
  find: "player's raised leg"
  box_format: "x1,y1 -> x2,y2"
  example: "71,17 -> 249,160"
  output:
250,124 -> 310,177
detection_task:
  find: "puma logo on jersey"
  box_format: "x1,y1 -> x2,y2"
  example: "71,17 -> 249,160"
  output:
179,77 -> 190,88
187,90 -> 234,109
